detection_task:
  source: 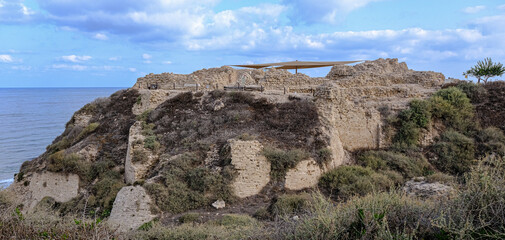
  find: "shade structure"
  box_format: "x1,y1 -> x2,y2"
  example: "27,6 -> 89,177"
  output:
231,60 -> 361,71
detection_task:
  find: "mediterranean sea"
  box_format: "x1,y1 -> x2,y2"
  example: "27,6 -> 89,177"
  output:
0,88 -> 123,189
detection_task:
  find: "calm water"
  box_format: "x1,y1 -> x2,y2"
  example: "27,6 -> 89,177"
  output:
0,88 -> 123,189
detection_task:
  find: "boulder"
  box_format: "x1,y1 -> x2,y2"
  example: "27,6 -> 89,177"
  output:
108,186 -> 156,233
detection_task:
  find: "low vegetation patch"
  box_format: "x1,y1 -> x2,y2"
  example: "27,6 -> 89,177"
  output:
268,193 -> 312,218
318,166 -> 395,200
357,150 -> 430,179
145,152 -> 235,214
432,130 -> 475,175
262,147 -> 310,180
47,151 -> 91,181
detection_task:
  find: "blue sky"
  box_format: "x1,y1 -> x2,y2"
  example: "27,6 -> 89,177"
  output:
1,0 -> 505,87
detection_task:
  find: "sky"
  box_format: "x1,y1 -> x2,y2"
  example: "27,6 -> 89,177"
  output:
1,0 -> 505,87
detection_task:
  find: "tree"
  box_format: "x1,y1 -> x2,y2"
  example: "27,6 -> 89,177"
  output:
464,58 -> 505,84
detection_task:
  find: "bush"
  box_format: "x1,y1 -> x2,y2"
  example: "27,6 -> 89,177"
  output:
145,153 -> 234,214
432,130 -> 475,175
317,148 -> 332,165
429,87 -> 475,132
475,127 -> 505,157
47,151 -> 91,180
269,193 -> 312,217
136,109 -> 152,121
217,214 -> 257,227
144,136 -> 160,151
132,149 -> 149,163
277,191 -> 439,239
75,122 -> 99,141
357,150 -> 430,179
262,147 -> 309,180
318,166 -> 394,200
178,213 -> 201,223
433,155 -> 505,238
393,99 -> 431,147
91,170 -> 124,216
455,81 -> 487,103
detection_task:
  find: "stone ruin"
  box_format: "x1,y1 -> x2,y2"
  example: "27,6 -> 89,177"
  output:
6,58 -> 447,232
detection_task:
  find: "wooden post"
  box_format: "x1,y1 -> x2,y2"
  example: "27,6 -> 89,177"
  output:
283,86 -> 286,95
196,84 -> 199,92
173,83 -> 176,89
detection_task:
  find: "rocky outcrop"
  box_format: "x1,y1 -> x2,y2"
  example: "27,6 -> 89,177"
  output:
132,89 -> 171,115
228,140 -> 271,198
8,171 -> 79,213
108,186 -> 156,233
403,177 -> 453,199
125,122 -> 157,184
284,159 -> 322,191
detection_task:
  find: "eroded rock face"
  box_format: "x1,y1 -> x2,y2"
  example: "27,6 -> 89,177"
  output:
229,139 -> 271,198
8,171 -> 79,213
132,89 -> 171,115
403,177 -> 453,199
285,159 -> 322,191
125,121 -> 157,184
108,186 -> 156,233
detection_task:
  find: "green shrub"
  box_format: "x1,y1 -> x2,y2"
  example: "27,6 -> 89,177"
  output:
144,136 -> 160,151
432,130 -> 475,175
145,153 -> 234,214
429,87 -> 475,132
319,166 -> 394,200
432,155 -> 505,238
269,193 -> 312,217
217,214 -> 258,227
278,191 -> 438,239
262,147 -> 309,180
141,122 -> 155,136
392,99 -> 431,148
475,127 -> 505,157
317,148 -> 333,165
393,121 -> 421,148
132,149 -> 149,163
144,181 -> 206,214
91,170 -> 124,216
357,150 -> 430,179
46,137 -> 70,153
75,122 -> 99,141
47,151 -> 91,180
136,109 -> 152,121
455,81 -> 487,103
179,213 -> 201,223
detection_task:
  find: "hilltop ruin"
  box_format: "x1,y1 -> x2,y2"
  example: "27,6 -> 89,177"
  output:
5,58 -> 447,232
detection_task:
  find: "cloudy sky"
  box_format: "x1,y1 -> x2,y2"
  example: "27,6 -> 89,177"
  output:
1,0 -> 505,87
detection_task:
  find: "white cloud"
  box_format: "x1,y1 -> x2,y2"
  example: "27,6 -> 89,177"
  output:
109,56 -> 121,61
162,61 -> 172,64
499,4 -> 505,10
463,5 -> 486,14
0,54 -> 13,63
93,33 -> 108,40
0,0 -> 35,22
283,0 -> 384,24
61,55 -> 92,63
142,53 -> 152,60
11,65 -> 32,71
129,68 -> 137,72
52,64 -> 88,71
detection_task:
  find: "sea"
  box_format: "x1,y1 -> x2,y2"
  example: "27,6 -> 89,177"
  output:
0,88 -> 123,189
